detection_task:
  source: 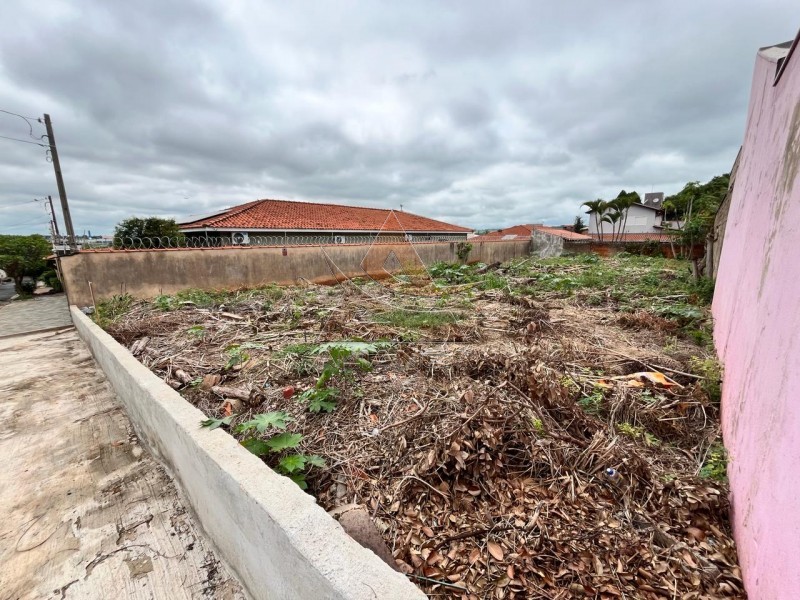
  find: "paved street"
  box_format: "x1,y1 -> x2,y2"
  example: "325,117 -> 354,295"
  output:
0,294 -> 73,338
0,280 -> 16,302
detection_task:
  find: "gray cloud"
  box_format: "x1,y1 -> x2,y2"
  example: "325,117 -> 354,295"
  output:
0,0 -> 796,235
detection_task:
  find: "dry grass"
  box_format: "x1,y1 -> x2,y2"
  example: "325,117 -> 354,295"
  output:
103,256 -> 742,599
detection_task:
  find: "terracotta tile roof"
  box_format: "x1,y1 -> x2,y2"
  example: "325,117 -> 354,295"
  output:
590,233 -> 677,242
534,225 -> 593,241
179,199 -> 471,233
472,224 -> 592,241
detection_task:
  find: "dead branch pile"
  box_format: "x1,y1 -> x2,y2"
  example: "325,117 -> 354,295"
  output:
106,276 -> 744,599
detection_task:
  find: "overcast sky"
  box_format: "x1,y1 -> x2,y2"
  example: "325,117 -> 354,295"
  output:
0,1 -> 796,235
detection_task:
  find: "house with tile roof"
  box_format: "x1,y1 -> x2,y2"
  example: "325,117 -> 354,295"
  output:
179,198 -> 472,245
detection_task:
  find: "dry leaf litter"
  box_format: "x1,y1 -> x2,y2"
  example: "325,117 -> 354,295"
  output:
103,257 -> 743,599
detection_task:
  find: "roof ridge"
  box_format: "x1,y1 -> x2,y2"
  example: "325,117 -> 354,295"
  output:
199,200 -> 263,227
254,198 -> 401,213
204,198 -> 465,229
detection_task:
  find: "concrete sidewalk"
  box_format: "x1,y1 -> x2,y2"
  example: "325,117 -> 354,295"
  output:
0,294 -> 73,338
0,329 -> 245,600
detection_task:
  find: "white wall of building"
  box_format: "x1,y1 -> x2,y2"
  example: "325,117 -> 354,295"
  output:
587,204 -> 662,234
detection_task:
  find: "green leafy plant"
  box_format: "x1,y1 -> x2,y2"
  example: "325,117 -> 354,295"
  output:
577,390 -> 604,414
224,344 -> 250,369
202,410 -> 324,489
153,295 -> 174,311
265,432 -> 304,451
298,341 -> 390,413
429,262 -> 476,284
700,443 -> 727,481
235,411 -> 293,434
298,386 -> 340,413
200,415 -> 233,430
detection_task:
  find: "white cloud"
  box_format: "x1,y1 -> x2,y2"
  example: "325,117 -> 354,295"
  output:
0,0 -> 795,235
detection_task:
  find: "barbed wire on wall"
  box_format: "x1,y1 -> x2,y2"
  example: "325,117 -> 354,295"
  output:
76,234 -> 465,250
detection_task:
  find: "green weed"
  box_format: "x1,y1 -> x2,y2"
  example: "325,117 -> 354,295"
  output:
577,390 -> 604,414
374,309 -> 461,329
187,325 -> 205,338
201,410 -> 324,489
617,422 -> 661,447
94,293 -> 134,327
700,443 -> 727,481
224,344 -> 250,369
691,357 -> 723,403
298,341 -> 390,413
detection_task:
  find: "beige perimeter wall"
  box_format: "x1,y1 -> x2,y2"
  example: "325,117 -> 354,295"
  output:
61,239 -> 532,307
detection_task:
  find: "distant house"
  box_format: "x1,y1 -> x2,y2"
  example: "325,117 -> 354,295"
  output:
585,202 -> 665,236
472,224 -> 592,242
179,199 -> 471,244
471,224 -> 591,258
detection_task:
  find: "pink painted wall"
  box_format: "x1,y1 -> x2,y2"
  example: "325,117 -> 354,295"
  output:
713,38 -> 800,599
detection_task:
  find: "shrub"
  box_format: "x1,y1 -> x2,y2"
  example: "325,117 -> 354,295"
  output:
456,242 -> 472,263
19,280 -> 36,295
40,270 -> 63,292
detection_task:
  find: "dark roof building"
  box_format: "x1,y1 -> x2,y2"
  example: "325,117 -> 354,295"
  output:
643,192 -> 665,210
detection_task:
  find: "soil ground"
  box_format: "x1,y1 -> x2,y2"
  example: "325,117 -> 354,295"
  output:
101,254 -> 744,599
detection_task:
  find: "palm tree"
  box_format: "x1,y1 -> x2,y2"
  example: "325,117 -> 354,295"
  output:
601,210 -> 622,242
611,196 -> 634,242
582,199 -> 608,241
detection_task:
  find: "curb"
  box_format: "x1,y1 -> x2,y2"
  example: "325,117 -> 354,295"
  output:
70,306 -> 425,600
0,324 -> 74,341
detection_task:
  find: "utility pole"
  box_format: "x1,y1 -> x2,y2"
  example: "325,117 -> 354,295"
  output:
43,114 -> 76,251
47,195 -> 61,240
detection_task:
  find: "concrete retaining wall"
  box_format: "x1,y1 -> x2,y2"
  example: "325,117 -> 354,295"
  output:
61,239 -> 532,307
531,230 -> 564,258
70,307 -> 425,600
712,38 -> 800,599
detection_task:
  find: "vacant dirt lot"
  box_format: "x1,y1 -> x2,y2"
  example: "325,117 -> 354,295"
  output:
100,254 -> 743,599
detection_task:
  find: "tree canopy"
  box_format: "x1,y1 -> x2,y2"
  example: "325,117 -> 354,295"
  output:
663,174 -> 730,246
0,234 -> 51,294
614,189 -> 642,205
114,217 -> 183,241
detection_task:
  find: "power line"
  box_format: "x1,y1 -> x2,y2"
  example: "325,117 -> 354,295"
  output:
3,217 -> 50,229
0,200 -> 41,209
0,108 -> 45,141
0,133 -> 49,147
0,108 -> 41,121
